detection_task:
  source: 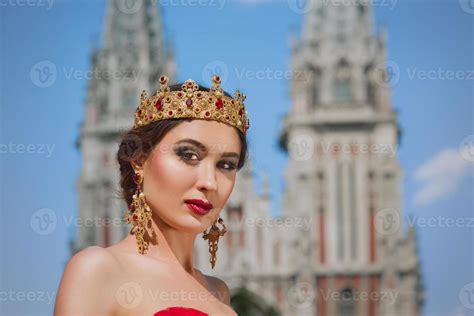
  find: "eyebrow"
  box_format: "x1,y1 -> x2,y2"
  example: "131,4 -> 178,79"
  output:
175,138 -> 240,159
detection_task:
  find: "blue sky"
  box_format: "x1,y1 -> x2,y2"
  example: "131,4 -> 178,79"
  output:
1,0 -> 472,315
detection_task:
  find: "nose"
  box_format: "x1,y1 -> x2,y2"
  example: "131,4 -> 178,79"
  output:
196,159 -> 217,192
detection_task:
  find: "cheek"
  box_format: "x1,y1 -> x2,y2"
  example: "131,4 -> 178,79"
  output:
216,175 -> 236,206
144,151 -> 194,202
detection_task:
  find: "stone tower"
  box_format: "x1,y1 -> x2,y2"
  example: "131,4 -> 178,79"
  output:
277,1 -> 424,315
73,0 -> 175,254
197,1 -> 424,315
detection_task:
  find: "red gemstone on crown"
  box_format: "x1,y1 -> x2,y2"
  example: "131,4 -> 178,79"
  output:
205,111 -> 210,116
168,110 -> 173,115
216,99 -> 223,109
133,214 -> 138,221
186,99 -> 193,106
239,109 -> 243,116
155,98 -> 163,110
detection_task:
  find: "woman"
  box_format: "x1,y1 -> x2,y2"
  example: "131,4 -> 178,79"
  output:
54,75 -> 250,315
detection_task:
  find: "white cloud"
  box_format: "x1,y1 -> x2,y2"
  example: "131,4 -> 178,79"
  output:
413,148 -> 472,206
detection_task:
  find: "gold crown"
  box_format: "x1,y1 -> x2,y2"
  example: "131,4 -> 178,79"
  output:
134,75 -> 250,134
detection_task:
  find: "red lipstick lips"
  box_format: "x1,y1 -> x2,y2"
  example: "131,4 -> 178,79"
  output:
185,199 -> 213,215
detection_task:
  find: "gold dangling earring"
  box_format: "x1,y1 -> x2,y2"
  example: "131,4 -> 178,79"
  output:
202,217 -> 227,269
124,170 -> 152,254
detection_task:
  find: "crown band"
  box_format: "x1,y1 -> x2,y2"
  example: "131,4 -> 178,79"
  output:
134,75 -> 250,134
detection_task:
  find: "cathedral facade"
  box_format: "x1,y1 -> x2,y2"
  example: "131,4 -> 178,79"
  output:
73,1 -> 423,315
73,0 -> 174,252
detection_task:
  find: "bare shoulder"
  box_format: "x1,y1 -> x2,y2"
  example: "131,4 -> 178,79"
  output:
202,273 -> 231,306
54,246 -> 122,315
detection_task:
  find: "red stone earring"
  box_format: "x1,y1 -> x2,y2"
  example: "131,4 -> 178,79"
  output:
124,170 -> 152,254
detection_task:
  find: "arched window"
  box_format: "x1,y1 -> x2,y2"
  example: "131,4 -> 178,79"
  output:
357,2 -> 367,18
308,66 -> 321,107
365,64 -> 376,107
334,60 -> 352,103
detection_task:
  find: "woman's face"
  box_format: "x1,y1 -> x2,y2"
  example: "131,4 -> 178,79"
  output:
140,119 -> 242,234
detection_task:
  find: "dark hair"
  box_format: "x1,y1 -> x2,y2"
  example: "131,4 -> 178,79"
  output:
116,84 -> 249,206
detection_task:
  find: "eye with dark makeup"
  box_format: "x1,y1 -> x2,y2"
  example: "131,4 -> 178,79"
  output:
174,146 -> 237,171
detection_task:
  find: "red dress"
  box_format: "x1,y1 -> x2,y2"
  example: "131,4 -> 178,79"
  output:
153,306 -> 209,316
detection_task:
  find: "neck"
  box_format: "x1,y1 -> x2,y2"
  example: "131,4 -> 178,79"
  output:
139,213 -> 198,276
